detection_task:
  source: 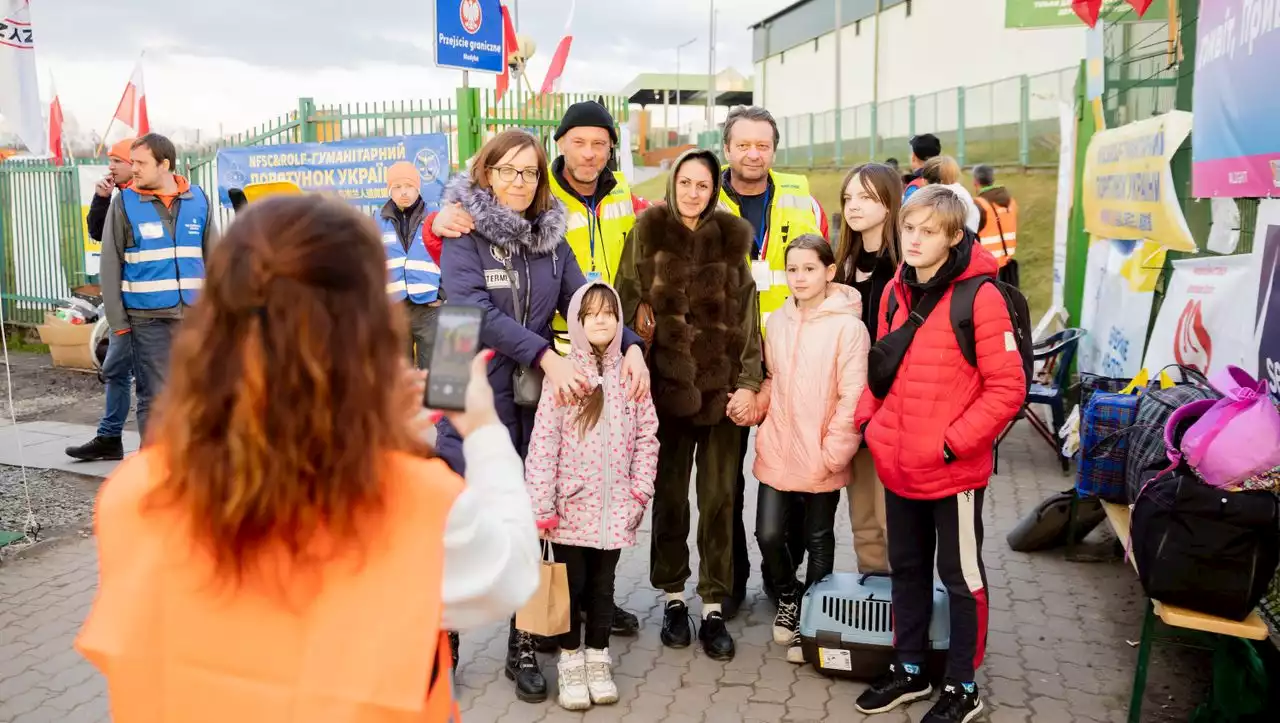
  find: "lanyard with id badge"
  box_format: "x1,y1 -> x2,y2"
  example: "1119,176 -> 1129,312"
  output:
586,203 -> 604,282
749,189 -> 789,291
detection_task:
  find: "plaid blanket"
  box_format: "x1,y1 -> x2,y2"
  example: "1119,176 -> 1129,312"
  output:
1078,391 -> 1141,502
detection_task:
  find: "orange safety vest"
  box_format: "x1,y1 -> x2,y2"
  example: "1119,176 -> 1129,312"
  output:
78,450 -> 464,723
974,195 -> 1018,268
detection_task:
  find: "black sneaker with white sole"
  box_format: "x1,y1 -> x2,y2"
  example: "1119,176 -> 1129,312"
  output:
854,663 -> 933,714
923,682 -> 984,723
772,593 -> 800,645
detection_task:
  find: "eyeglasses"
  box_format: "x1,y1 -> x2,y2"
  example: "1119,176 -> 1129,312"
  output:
489,165 -> 540,184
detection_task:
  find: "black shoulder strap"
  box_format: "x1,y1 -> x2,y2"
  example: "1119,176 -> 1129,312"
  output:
886,286 -> 944,333
950,276 -> 992,368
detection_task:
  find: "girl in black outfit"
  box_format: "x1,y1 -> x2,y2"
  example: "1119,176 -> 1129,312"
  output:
832,162 -> 903,574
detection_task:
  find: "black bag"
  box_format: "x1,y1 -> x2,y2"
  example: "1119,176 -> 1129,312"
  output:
495,246 -> 544,408
1124,366 -> 1222,502
1006,489 -> 1106,552
1131,469 -> 1280,621
867,289 -> 944,399
991,206 -> 1019,288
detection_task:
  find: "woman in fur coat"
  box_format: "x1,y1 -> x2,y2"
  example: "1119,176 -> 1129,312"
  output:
615,148 -> 763,663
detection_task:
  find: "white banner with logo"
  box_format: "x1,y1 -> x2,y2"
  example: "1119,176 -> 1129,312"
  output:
0,0 -> 45,155
1078,239 -> 1164,379
1144,254 -> 1259,378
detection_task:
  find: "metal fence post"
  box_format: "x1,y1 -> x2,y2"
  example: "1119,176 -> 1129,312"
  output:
808,113 -> 816,169
956,87 -> 967,166
455,87 -> 482,165
1019,75 -> 1031,167
908,95 -> 917,138
298,98 -> 318,143
834,108 -> 843,167
870,103 -> 879,160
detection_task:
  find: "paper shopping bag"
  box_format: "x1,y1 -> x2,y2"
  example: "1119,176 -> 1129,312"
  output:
515,545 -> 571,637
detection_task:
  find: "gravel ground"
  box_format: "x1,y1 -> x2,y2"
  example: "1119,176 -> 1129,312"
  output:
0,350 -> 104,425
0,466 -> 98,546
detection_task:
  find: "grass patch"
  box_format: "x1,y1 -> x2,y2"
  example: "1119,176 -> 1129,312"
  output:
633,168 -> 1060,320
3,330 -> 50,354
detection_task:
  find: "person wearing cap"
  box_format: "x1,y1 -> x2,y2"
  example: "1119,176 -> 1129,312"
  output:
381,160 -> 442,369
66,139 -> 143,463
903,133 -> 942,202
425,101 -> 648,641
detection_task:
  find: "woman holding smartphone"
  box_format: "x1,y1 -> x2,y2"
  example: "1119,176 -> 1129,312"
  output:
77,195 -> 541,722
436,129 -> 652,703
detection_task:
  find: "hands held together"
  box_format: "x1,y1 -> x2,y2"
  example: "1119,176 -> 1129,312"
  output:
727,388 -> 764,427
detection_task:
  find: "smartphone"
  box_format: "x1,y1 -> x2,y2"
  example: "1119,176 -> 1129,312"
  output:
425,304 -> 486,411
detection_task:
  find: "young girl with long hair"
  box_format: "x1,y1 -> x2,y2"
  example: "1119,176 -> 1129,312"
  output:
833,163 -> 902,575
524,281 -> 659,711
753,234 -> 870,663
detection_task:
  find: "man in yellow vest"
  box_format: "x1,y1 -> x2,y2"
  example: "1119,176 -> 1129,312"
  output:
427,101 -> 649,640
972,164 -> 1019,279
715,105 -> 828,620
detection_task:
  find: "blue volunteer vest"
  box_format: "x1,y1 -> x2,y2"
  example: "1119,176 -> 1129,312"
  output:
381,217 -> 441,304
120,187 -> 208,311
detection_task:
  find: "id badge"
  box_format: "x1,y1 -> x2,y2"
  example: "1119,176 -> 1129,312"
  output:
586,271 -> 602,282
750,260 -> 772,290
138,222 -> 165,240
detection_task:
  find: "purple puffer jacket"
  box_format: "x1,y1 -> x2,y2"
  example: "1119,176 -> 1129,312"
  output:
524,282 -> 659,550
434,174 -> 641,474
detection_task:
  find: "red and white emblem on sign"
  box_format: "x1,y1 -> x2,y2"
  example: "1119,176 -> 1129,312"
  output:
460,0 -> 483,34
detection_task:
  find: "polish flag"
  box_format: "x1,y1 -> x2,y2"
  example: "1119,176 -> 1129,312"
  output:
1126,0 -> 1155,15
111,61 -> 150,135
495,5 -> 520,103
48,86 -> 64,165
1072,0 -> 1102,27
539,0 -> 575,95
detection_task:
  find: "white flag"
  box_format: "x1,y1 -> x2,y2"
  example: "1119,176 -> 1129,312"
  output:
0,0 -> 45,154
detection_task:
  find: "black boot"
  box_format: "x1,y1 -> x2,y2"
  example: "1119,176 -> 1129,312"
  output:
699,612 -> 735,661
611,603 -> 640,636
448,631 -> 459,670
504,627 -> 547,703
65,436 -> 124,462
660,600 -> 693,649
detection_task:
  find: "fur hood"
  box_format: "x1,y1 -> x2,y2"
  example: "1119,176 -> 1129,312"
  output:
443,173 -> 567,256
664,148 -> 723,228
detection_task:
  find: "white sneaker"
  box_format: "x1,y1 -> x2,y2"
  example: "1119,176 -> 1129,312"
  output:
773,595 -> 800,645
786,629 -> 806,664
585,648 -> 619,705
557,649 -> 591,711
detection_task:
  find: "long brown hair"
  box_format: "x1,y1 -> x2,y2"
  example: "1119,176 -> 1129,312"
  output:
469,130 -> 555,220
150,195 -> 413,583
574,285 -> 619,439
835,163 -> 903,283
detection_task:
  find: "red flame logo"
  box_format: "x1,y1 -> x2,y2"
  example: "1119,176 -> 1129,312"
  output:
1173,299 -> 1213,374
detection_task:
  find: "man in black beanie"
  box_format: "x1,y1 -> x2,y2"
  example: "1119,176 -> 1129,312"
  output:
904,133 -> 942,202
425,99 -> 649,702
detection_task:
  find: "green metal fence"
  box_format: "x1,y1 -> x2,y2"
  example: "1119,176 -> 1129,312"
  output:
770,66 -> 1078,170
0,90 -> 630,325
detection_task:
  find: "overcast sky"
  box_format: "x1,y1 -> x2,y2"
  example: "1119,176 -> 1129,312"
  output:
28,0 -> 789,139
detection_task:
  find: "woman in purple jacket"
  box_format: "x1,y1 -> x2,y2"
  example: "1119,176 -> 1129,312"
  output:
436,130 -> 650,703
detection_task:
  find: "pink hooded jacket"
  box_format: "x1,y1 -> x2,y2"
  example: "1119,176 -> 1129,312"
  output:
753,283 -> 870,493
524,282 -> 660,550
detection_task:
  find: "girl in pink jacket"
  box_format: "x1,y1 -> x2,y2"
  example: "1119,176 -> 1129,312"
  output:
524,281 -> 659,711
752,234 -> 871,664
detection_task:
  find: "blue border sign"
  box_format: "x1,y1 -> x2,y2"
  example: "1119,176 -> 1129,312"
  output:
435,0 -> 503,74
214,135 -> 450,211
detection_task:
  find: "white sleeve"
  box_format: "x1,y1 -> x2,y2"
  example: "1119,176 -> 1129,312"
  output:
439,423 -> 541,632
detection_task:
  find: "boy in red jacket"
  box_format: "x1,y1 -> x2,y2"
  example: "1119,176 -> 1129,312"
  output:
853,186 -> 1025,723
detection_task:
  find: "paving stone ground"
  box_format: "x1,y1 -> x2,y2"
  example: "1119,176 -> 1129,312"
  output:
0,425 -> 1210,722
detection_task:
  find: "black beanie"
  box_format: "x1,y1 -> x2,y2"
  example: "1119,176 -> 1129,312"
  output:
554,101 -> 618,143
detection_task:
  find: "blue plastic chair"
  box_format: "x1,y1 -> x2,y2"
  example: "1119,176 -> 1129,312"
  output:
998,328 -> 1087,472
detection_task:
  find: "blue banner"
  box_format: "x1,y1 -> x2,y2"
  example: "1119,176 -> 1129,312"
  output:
215,135 -> 449,211
435,0 -> 503,74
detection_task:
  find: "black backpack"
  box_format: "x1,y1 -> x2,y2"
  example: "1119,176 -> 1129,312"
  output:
885,275 -> 1034,394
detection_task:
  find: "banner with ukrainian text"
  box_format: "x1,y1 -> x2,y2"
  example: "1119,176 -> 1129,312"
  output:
214,134 -> 449,211
1192,0 -> 1280,198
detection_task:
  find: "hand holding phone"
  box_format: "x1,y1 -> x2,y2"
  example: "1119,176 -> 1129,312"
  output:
425,305 -> 485,411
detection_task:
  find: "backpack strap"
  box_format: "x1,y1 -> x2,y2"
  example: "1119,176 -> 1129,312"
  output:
949,276 -> 992,368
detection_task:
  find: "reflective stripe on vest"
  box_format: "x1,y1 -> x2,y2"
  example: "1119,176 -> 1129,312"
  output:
974,196 -> 1018,268
718,170 -> 820,327
381,217 -> 441,304
549,170 -> 636,353
120,187 -> 208,311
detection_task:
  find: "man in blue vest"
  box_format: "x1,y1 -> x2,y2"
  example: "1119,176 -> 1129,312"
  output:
381,161 -> 441,368
100,133 -> 216,439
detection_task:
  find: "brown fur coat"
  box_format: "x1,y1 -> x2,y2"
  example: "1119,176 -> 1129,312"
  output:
617,207 -> 763,426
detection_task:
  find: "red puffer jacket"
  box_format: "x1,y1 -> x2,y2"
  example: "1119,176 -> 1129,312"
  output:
853,245 -> 1025,500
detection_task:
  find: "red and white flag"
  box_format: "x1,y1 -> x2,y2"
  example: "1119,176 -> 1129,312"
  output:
0,0 -> 46,154
111,60 -> 150,135
539,0 -> 575,95
495,4 -> 520,103
47,82 -> 64,165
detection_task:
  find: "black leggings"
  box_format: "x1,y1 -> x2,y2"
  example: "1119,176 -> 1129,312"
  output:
755,485 -> 842,599
553,544 -> 621,651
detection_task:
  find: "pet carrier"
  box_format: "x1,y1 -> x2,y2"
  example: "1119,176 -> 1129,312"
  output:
798,572 -> 950,681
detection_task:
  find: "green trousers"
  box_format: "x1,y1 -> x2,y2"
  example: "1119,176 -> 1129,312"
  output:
649,416 -> 743,603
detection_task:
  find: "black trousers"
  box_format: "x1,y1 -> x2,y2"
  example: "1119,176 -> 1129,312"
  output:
755,484 -> 842,598
553,544 -> 621,651
885,487 -> 989,683
732,427 -> 806,601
